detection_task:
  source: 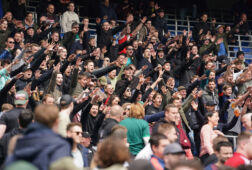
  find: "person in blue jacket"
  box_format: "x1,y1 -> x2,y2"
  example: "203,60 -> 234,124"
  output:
66,122 -> 89,168
5,104 -> 72,170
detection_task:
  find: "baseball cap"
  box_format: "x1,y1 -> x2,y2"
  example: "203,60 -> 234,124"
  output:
177,86 -> 186,91
163,143 -> 185,155
60,94 -> 74,106
206,100 -> 217,106
216,25 -> 224,30
124,65 -> 133,70
14,91 -> 29,105
22,65 -> 32,72
82,132 -> 90,138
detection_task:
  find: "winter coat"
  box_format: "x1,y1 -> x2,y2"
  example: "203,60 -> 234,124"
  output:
5,123 -> 72,170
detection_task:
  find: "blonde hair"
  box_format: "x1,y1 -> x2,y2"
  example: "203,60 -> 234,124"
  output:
129,103 -> 145,119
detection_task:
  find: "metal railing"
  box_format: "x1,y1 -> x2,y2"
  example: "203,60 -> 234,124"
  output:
224,135 -> 238,150
228,34 -> 252,61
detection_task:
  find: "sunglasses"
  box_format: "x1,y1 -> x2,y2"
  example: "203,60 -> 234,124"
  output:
8,41 -> 14,44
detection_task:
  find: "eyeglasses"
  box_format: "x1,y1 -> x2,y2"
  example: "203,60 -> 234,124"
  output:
8,41 -> 14,44
72,131 -> 83,136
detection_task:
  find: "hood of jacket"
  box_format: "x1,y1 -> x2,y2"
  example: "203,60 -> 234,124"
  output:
11,123 -> 71,165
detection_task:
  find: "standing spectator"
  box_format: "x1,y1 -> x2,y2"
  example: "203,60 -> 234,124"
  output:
235,13 -> 249,35
139,20 -> 152,43
120,103 -> 150,156
241,113 -> 252,131
99,0 -> 117,20
41,4 -> 59,25
66,122 -> 89,168
150,133 -> 170,170
23,12 -> 38,31
98,105 -> 123,140
205,141 -> 233,170
225,131 -> 252,168
93,136 -> 130,169
61,2 -> 80,33
0,109 -> 33,165
199,112 -> 224,163
5,104 -> 72,170
163,143 -> 186,170
0,90 -> 28,138
10,0 -> 26,21
58,94 -> 74,137
0,37 -> 15,60
152,9 -> 168,41
0,19 -> 11,50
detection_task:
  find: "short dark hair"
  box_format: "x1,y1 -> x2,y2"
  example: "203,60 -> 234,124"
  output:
215,141 -> 233,152
19,109 -> 33,128
71,22 -> 78,28
150,133 -> 167,149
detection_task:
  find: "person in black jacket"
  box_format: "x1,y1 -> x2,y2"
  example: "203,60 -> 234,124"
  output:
146,93 -> 163,115
95,16 -> 133,49
152,8 -> 168,41
98,105 -> 123,140
0,109 -> 33,166
62,22 -> 80,53
192,13 -> 216,43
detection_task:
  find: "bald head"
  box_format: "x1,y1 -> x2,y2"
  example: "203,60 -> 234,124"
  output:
110,105 -> 123,120
242,113 -> 252,130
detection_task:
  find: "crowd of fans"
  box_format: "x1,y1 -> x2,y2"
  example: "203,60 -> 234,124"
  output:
0,0 -> 252,170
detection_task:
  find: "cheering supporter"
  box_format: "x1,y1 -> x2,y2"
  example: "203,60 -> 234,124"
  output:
0,1 -> 251,169
225,131 -> 252,168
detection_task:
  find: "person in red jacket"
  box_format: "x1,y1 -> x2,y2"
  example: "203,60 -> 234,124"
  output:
225,131 -> 252,168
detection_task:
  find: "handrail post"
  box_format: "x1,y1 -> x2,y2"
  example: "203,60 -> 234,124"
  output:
175,20 -> 178,36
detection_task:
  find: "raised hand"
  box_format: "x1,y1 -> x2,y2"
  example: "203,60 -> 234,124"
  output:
141,16 -> 148,23
191,101 -> 198,111
75,57 -> 82,68
68,54 -> 76,62
15,73 -> 24,79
